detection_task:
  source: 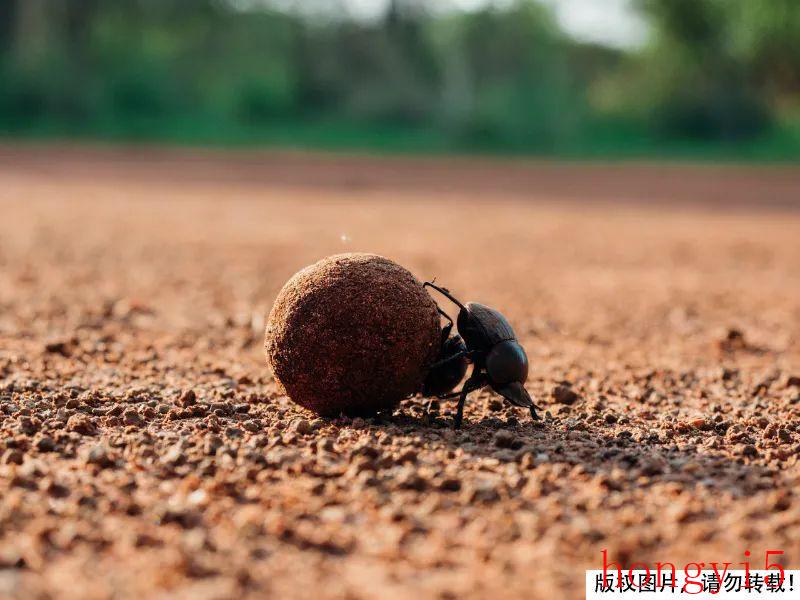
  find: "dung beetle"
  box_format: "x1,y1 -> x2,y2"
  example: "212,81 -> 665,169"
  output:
423,281 -> 540,428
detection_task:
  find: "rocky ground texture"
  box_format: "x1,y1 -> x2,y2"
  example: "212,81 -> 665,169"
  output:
1,146 -> 799,599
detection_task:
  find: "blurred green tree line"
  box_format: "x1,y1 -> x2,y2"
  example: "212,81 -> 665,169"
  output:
0,0 -> 798,157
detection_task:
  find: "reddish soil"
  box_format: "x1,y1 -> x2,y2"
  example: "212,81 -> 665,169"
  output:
1,145 -> 799,599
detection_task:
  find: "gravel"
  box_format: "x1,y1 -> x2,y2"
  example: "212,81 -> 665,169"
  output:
1,150 -> 799,599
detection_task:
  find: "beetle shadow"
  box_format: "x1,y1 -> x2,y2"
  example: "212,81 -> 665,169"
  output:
376,397 -> 781,502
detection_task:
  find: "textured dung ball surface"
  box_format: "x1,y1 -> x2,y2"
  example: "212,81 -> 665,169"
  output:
265,253 -> 440,416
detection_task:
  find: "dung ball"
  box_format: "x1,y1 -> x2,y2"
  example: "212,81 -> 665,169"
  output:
265,253 -> 440,416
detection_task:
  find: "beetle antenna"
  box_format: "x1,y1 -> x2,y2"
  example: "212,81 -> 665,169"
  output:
424,281 -> 467,311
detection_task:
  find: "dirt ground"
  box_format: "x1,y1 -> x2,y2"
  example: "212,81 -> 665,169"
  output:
1,145 -> 799,599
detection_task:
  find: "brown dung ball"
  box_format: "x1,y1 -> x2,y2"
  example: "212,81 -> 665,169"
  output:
265,253 -> 440,417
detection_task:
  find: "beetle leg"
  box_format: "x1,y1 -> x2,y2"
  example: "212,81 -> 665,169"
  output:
454,389 -> 468,429
427,349 -> 468,371
452,371 -> 487,429
436,360 -> 478,400
424,281 -> 467,311
436,307 -> 454,342
435,388 -> 465,400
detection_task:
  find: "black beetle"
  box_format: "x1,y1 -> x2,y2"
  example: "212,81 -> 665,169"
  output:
422,282 -> 540,428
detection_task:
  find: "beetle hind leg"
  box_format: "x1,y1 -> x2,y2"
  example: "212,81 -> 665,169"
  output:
424,281 -> 467,311
435,307 -> 454,343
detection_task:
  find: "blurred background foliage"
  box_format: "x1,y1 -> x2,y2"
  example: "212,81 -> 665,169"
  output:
0,0 -> 798,158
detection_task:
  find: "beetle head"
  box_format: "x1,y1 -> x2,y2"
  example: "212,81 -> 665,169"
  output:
485,340 -> 528,386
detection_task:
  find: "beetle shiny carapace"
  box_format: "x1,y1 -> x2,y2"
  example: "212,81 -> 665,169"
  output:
422,282 -> 540,428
